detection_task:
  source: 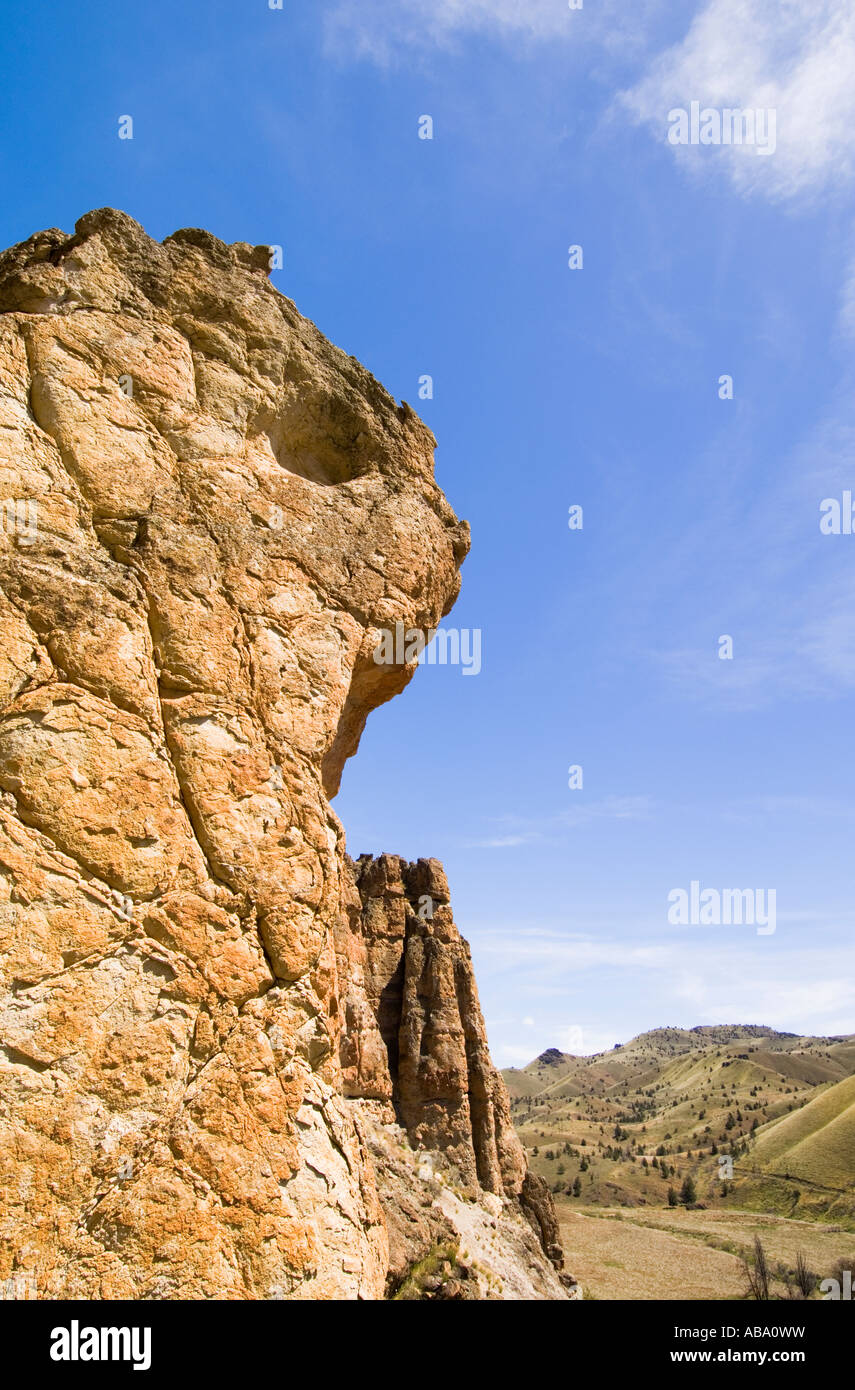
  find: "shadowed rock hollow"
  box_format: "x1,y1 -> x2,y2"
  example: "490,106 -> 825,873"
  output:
0,210 -> 572,1299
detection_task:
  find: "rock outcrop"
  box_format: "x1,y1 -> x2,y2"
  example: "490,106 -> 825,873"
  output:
0,209 -> 569,1299
342,853 -> 565,1270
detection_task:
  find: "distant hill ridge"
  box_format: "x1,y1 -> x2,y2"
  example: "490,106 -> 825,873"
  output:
526,1025 -> 826,1072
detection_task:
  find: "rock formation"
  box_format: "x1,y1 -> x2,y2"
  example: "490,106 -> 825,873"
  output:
0,210 -> 571,1299
342,853 -> 565,1274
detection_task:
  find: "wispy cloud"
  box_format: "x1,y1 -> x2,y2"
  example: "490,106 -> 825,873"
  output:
464,796 -> 654,848
478,926 -> 855,1040
323,0 -> 662,65
480,932 -> 677,972
625,379 -> 855,712
658,592 -> 855,711
621,0 -> 855,202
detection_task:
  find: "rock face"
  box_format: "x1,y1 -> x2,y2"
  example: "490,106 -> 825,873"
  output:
0,210 -> 568,1300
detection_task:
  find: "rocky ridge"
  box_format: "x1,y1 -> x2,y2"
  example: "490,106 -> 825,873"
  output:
0,209 -> 572,1299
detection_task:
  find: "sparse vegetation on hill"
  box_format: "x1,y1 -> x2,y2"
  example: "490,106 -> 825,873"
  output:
505,1026 -> 855,1299
503,1025 -> 855,1221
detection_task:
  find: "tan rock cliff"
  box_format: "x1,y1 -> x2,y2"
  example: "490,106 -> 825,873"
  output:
0,210 -> 570,1299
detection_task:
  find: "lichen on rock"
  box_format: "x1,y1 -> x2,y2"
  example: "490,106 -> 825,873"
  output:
0,209 -> 570,1300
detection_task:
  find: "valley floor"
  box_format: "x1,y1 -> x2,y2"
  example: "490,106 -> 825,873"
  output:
557,1203 -> 855,1300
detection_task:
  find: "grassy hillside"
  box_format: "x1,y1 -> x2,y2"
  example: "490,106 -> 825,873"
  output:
503,1025 -> 855,1224
749,1072 -> 855,1188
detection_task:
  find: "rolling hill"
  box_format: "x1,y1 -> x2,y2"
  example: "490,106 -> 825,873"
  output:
502,1025 -> 855,1222
749,1071 -> 855,1189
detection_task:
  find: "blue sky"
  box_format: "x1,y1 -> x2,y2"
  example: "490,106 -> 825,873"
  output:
3,0 -> 855,1061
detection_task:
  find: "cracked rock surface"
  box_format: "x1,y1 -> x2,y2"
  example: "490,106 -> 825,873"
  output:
0,209 -> 567,1300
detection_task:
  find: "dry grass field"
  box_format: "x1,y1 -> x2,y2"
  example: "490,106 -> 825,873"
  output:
557,1202 -> 855,1300
558,1208 -> 745,1300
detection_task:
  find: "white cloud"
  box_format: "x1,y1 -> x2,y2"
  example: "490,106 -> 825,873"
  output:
670,959 -> 855,1035
621,0 -> 855,201
324,0 -> 661,65
496,1024 -> 620,1062
326,0 -> 855,205
565,1027 -> 622,1056
325,0 -> 567,62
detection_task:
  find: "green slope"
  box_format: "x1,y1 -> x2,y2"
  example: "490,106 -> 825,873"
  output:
751,1072 -> 855,1189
